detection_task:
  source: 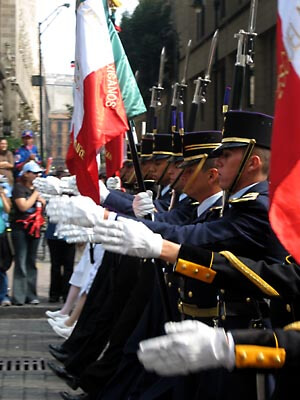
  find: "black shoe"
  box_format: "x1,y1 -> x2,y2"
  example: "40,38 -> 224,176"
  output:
49,343 -> 65,353
60,391 -> 88,400
47,361 -> 79,390
47,361 -> 73,379
49,347 -> 69,363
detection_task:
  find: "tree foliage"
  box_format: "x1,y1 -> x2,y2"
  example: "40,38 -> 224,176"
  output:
119,0 -> 178,106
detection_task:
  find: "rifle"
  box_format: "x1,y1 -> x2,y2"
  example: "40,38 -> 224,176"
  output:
127,120 -> 172,321
187,29 -> 219,131
230,0 -> 258,110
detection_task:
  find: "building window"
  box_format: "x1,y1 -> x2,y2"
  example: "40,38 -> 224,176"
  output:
196,7 -> 205,41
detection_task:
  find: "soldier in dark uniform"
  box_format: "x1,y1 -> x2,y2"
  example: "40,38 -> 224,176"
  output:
137,248 -> 300,400
77,111 -> 288,400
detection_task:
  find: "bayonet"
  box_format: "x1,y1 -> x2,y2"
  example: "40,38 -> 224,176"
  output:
149,46 -> 165,109
171,39 -> 192,109
187,30 -> 218,131
158,46 -> 165,88
192,29 -> 218,106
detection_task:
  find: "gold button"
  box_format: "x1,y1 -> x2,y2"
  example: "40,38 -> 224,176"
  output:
220,289 -> 225,294
178,288 -> 181,293
257,353 -> 264,362
181,264 -> 187,270
221,315 -> 226,320
193,269 -> 199,274
205,273 -> 210,279
246,297 -> 251,303
286,304 -> 291,312
274,355 -> 281,363
188,291 -> 193,298
240,351 -> 247,360
168,282 -> 172,287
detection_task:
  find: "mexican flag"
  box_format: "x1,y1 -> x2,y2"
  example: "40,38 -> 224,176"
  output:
269,1 -> 300,262
66,0 -> 146,203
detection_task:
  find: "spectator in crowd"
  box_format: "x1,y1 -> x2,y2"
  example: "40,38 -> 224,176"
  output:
11,161 -> 45,305
0,183 -> 12,306
0,138 -> 14,187
45,168 -> 76,303
14,130 -> 41,178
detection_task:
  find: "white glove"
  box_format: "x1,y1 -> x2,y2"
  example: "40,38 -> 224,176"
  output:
55,224 -> 100,243
106,176 -> 121,191
99,179 -> 110,204
59,176 -> 80,195
93,216 -> 163,258
33,175 -> 79,196
137,320 -> 235,376
132,190 -> 154,218
46,195 -> 104,227
33,176 -> 61,195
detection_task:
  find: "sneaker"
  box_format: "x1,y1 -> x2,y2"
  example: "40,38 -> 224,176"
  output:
28,299 -> 40,305
47,318 -> 72,330
45,310 -> 68,320
52,324 -> 75,340
1,299 -> 11,307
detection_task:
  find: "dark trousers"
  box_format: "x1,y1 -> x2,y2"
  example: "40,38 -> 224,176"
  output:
12,229 -> 40,304
47,239 -> 76,300
79,260 -> 155,397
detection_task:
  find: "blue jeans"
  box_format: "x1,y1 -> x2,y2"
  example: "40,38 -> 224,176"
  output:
0,269 -> 9,303
12,229 -> 40,304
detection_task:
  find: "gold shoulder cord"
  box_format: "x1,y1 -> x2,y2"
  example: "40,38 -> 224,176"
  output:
219,251 -> 279,296
283,321 -> 300,331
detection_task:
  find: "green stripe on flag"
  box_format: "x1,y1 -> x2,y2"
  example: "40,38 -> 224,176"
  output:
103,0 -> 147,119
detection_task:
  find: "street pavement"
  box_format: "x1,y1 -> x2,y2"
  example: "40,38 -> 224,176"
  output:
0,243 -> 84,399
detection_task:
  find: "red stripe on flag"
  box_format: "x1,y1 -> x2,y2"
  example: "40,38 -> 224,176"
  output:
105,134 -> 124,178
269,16 -> 300,262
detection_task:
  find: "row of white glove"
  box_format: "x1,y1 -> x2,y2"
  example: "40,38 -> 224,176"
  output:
33,175 -> 155,218
36,177 -> 236,376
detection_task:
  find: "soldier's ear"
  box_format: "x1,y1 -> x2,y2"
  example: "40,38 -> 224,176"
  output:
248,155 -> 261,172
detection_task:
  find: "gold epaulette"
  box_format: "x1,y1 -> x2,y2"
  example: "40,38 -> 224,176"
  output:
219,251 -> 280,296
229,192 -> 260,204
283,321 -> 300,331
174,255 -> 216,283
235,345 -> 286,368
108,0 -> 122,7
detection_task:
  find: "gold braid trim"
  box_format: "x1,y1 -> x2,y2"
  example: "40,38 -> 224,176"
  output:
219,251 -> 280,296
283,321 -> 300,331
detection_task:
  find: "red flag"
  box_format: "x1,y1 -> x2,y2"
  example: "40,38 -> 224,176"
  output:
105,134 -> 124,178
269,2 -> 300,262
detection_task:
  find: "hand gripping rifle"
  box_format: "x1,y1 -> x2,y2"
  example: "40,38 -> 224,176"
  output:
187,29 -> 219,132
230,0 -> 258,110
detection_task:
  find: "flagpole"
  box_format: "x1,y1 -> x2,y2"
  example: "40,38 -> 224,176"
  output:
127,120 -> 172,321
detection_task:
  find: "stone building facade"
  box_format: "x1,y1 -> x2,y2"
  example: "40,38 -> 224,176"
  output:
46,73 -> 73,169
0,0 -> 39,139
155,0 -> 277,132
